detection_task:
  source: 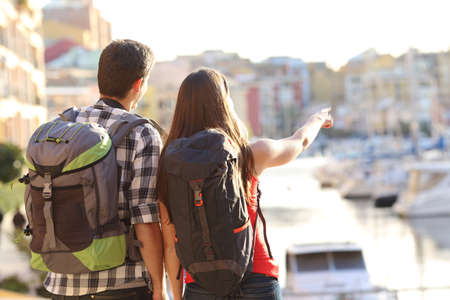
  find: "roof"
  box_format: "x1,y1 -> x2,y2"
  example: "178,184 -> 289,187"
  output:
45,39 -> 79,63
46,46 -> 101,69
286,242 -> 362,255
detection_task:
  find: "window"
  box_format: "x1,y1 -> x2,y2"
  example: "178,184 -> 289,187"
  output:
7,21 -> 16,51
32,46 -> 39,68
296,253 -> 329,272
332,251 -> 366,270
0,27 -> 5,46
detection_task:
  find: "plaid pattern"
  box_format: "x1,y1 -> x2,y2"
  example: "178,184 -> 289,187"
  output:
44,99 -> 162,296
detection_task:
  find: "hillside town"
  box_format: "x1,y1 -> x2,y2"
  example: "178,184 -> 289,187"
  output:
1,0 -> 450,148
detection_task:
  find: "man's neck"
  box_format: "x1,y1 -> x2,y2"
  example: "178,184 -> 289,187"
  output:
99,94 -> 132,111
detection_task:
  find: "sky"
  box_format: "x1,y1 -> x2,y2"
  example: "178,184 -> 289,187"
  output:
92,0 -> 450,69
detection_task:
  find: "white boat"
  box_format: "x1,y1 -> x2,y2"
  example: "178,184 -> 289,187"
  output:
372,162 -> 408,208
339,163 -> 374,199
340,178 -> 373,199
393,161 -> 450,217
340,158 -> 408,202
284,242 -> 384,300
314,159 -> 356,189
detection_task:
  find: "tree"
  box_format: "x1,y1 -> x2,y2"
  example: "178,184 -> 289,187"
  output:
0,143 -> 24,184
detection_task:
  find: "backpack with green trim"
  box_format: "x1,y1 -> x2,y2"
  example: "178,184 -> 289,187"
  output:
20,107 -> 162,274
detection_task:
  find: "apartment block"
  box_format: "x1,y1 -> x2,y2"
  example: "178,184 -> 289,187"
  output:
0,0 -> 46,148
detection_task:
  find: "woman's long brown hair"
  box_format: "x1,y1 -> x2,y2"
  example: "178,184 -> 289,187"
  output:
156,68 -> 255,213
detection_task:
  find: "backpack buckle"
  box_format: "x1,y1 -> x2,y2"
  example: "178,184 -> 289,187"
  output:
42,173 -> 52,199
24,224 -> 32,236
194,191 -> 203,206
190,179 -> 204,207
18,174 -> 30,184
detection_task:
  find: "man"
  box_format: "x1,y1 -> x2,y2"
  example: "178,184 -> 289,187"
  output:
45,39 -> 166,300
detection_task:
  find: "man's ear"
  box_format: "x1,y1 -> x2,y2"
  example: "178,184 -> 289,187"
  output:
132,77 -> 144,93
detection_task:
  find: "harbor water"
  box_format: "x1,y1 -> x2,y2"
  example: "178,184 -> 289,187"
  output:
259,157 -> 450,300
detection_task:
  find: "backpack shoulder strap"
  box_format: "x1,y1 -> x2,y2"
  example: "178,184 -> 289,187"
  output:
147,118 -> 168,142
109,113 -> 167,147
109,114 -> 149,147
256,183 -> 273,259
134,112 -> 168,141
59,107 -> 80,122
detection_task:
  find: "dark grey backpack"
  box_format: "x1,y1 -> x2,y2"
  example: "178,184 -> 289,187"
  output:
21,107 -> 163,274
163,129 -> 262,296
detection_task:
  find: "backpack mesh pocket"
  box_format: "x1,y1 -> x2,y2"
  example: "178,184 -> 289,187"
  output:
30,185 -> 92,253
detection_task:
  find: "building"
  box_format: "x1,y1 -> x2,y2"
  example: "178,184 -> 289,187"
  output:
45,46 -> 100,118
396,49 -> 439,129
43,0 -> 111,51
339,48 -> 445,135
308,62 -> 344,105
137,52 -> 312,138
140,51 -> 256,130
437,50 -> 450,105
42,0 -> 111,118
0,0 -> 46,148
436,50 -> 450,130
228,57 -> 310,138
342,49 -> 376,106
229,81 -> 253,135
137,58 -> 192,129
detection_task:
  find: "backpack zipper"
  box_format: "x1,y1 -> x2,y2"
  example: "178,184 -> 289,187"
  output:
30,184 -> 82,191
42,146 -> 112,179
91,168 -> 101,236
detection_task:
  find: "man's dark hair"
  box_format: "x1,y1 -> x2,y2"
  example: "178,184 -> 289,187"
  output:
98,39 -> 155,99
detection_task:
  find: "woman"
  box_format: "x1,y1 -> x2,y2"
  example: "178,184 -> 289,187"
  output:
157,68 -> 332,300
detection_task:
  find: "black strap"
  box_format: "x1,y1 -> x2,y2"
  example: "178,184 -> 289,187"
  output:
111,119 -> 150,147
60,107 -> 80,122
256,184 -> 273,259
190,180 -> 215,261
100,97 -> 168,142
176,264 -> 182,280
148,119 -> 168,141
252,198 -> 259,255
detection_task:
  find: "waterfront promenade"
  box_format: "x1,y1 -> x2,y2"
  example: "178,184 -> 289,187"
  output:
0,289 -> 45,299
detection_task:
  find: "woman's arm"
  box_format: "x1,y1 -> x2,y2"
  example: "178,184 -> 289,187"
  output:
251,108 -> 332,176
159,201 -> 183,300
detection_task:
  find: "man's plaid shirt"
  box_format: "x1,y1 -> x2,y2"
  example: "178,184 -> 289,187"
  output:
44,99 -> 162,296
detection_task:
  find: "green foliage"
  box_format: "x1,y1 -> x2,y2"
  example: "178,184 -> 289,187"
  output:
16,0 -> 29,7
4,229 -> 51,298
0,183 -> 25,214
11,228 -> 31,257
0,275 -> 29,294
0,143 -> 24,184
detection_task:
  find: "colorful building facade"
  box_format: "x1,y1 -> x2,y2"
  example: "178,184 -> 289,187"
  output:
0,0 -> 46,148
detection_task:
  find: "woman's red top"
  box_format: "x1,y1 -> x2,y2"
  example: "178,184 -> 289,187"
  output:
185,175 -> 279,283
